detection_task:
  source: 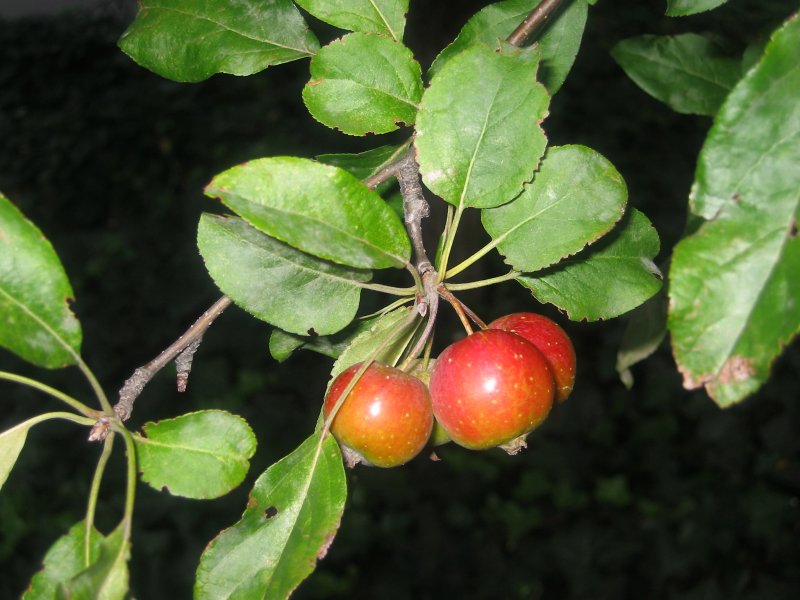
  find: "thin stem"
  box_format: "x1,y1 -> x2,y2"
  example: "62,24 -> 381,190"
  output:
507,0 -> 569,47
8,411 -> 98,430
76,357 -> 113,416
359,296 -> 416,320
114,425 -> 138,543
359,282 -> 417,296
405,262 -> 424,294
115,295 -> 232,421
0,371 -> 99,418
436,205 -> 464,283
437,286 -> 473,335
85,433 -> 115,566
445,237 -> 501,280
445,271 -> 521,291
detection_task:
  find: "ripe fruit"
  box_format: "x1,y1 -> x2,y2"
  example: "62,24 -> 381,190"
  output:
324,361 -> 433,467
429,329 -> 555,452
490,313 -> 576,402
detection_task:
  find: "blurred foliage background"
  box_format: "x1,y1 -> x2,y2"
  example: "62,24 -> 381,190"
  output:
1,1 -> 798,598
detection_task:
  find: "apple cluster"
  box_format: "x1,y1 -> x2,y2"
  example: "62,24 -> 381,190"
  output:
323,313 -> 576,467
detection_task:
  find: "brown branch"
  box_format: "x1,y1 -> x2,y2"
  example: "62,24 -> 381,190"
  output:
507,0 -> 569,47
114,295 -> 232,421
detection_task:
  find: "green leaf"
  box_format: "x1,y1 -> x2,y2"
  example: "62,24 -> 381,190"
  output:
134,410 -> 257,499
0,419 -> 32,492
328,306 -> 417,384
195,433 -> 346,600
518,209 -> 662,321
666,0 -> 730,17
205,157 -> 411,269
303,33 -> 422,135
668,16 -> 800,407
57,526 -> 128,600
611,33 -> 741,116
0,194 -> 82,368
481,145 -> 627,273
616,288 -> 668,389
24,521 -> 105,600
316,144 -> 405,181
198,215 -> 370,336
118,0 -> 319,83
429,0 -> 588,94
269,315 -> 381,362
294,0 -> 408,41
416,44 -> 550,209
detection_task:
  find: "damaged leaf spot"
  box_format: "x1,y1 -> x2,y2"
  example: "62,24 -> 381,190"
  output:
264,506 -> 278,519
790,217 -> 797,239
715,355 -> 756,385
307,328 -> 318,337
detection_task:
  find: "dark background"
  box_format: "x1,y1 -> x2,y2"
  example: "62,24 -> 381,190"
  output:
1,1 -> 798,598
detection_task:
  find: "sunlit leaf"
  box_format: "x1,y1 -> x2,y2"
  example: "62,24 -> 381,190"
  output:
611,33 -> 741,116
195,433 -> 346,600
519,209 -> 662,321
481,145 -> 627,273
198,214 -> 370,336
430,0 -> 588,94
303,33 -> 422,135
668,16 -> 800,406
118,0 -> 319,82
134,410 -> 257,499
295,0 -> 408,41
416,43 -> 549,209
0,194 -> 81,368
206,157 -> 410,269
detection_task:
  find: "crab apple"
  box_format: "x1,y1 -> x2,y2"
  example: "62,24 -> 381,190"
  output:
489,313 -> 576,402
324,361 -> 433,468
429,329 -> 555,453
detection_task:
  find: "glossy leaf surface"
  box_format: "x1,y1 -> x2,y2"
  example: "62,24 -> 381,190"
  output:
118,0 -> 319,82
416,44 -> 549,209
195,433 -> 346,600
206,157 -> 410,269
668,16 -> 800,406
430,0 -> 588,94
519,209 -> 662,321
294,0 -> 408,41
303,33 -> 422,135
0,194 -> 81,368
481,145 -> 627,272
134,410 -> 257,499
198,215 -> 370,336
611,33 -> 741,116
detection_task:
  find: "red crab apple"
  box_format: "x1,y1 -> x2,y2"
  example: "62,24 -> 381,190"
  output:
429,329 -> 555,453
489,313 -> 576,403
324,361 -> 433,468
